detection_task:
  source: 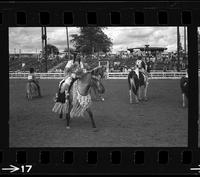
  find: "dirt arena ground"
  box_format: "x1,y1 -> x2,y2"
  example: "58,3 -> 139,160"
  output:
9,78 -> 190,147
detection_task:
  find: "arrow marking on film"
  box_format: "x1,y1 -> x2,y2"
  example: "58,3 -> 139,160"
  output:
2,165 -> 20,173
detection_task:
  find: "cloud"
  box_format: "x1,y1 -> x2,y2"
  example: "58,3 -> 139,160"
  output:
9,27 -> 187,54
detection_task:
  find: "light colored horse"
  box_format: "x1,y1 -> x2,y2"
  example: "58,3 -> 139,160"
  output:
26,81 -> 39,100
61,67 -> 105,131
128,67 -> 149,104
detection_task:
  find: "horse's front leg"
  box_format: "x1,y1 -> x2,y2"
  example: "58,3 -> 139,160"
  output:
182,93 -> 186,108
129,89 -> 133,104
66,113 -> 70,129
86,108 -> 98,131
135,94 -> 139,103
138,86 -> 142,101
92,87 -> 98,101
144,79 -> 149,101
143,84 -> 148,101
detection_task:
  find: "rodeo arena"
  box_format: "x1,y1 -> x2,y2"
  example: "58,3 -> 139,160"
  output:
9,27 -> 199,147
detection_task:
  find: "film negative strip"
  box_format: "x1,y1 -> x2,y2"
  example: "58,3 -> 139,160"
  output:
1,0 -> 200,175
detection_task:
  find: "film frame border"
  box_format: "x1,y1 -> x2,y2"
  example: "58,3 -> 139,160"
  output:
1,1 -> 199,174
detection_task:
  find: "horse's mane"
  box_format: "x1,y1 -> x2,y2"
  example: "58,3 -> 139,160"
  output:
90,66 -> 104,78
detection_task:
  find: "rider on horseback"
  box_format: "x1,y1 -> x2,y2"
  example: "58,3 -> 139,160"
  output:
53,52 -> 85,107
64,52 -> 86,95
135,56 -> 148,77
28,67 -> 42,97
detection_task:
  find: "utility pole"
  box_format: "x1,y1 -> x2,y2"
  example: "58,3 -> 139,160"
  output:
177,26 -> 180,72
19,49 -> 22,70
42,27 -> 47,72
14,48 -> 16,60
66,27 -> 70,60
184,26 -> 187,54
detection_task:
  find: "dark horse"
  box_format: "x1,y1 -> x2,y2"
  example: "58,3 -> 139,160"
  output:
90,66 -> 106,101
63,67 -> 105,131
128,68 -> 149,103
180,76 -> 188,107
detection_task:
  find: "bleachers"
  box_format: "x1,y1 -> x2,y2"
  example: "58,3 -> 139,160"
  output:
9,56 -> 66,72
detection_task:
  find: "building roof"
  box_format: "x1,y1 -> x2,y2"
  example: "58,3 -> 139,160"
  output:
127,47 -> 167,52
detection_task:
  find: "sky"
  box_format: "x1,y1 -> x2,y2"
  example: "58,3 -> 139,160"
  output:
9,27 -> 187,54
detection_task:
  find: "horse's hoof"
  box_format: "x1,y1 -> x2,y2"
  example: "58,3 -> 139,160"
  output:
135,99 -> 139,103
101,98 -> 105,101
144,97 -> 148,101
66,126 -> 70,129
93,128 -> 99,132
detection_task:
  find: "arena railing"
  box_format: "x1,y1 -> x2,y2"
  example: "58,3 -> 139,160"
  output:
8,71 -> 198,79
106,72 -> 187,79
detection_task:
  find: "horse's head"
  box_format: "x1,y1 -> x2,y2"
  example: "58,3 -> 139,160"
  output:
90,66 -> 105,94
91,66 -> 106,79
91,75 -> 105,94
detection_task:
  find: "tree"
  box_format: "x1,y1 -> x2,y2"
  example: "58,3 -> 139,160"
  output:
63,47 -> 75,53
46,44 -> 59,56
70,27 -> 113,55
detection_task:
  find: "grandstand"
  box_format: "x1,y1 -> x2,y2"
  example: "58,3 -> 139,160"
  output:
9,55 -> 67,72
9,52 -> 188,74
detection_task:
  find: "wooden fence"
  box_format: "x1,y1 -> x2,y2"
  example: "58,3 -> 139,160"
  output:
9,71 -> 200,80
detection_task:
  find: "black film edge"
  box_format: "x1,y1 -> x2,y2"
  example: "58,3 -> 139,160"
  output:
1,1 -> 200,175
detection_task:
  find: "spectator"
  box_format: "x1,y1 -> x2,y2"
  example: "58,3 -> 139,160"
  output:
163,65 -> 167,72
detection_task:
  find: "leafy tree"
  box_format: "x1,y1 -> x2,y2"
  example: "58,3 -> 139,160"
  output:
64,47 -> 75,53
46,44 -> 59,56
70,27 -> 113,55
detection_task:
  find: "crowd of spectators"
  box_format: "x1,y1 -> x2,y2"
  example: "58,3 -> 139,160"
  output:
9,53 -> 188,73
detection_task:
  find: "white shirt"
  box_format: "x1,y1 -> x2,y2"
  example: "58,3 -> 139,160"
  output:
28,75 -> 33,80
65,60 -> 84,69
65,60 -> 74,69
134,67 -> 139,78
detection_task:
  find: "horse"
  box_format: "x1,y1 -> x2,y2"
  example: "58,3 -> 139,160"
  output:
61,66 -> 105,131
180,76 -> 188,107
26,81 -> 39,100
128,67 -> 149,104
90,66 -> 106,101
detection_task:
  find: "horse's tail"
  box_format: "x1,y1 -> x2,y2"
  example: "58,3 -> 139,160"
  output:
128,71 -> 138,95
